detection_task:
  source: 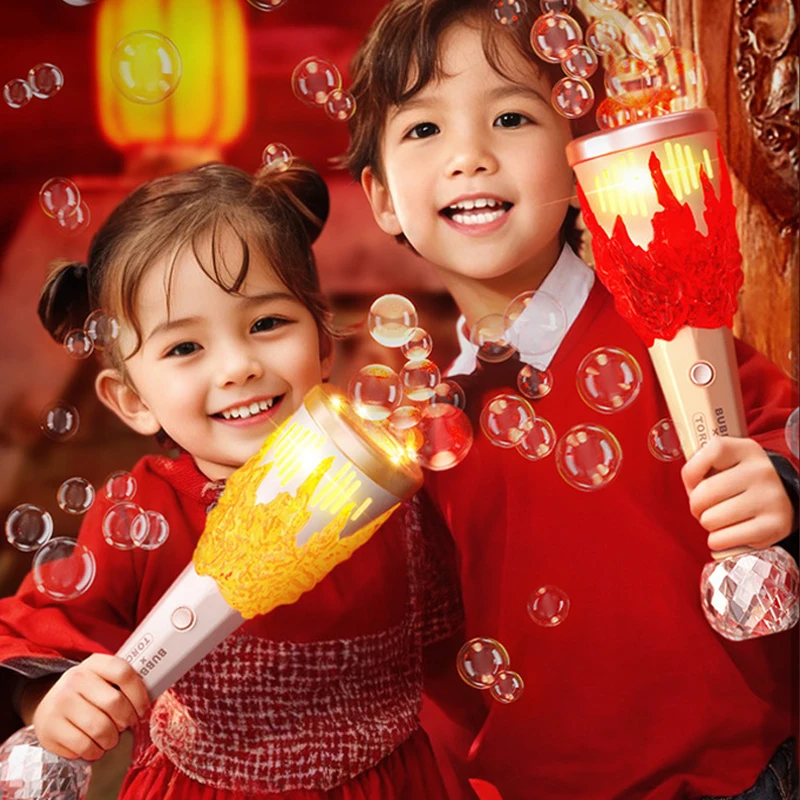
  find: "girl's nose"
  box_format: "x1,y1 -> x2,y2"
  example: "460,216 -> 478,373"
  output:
216,347 -> 263,387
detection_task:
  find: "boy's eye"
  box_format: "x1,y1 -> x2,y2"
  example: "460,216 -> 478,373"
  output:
407,122 -> 439,140
166,341 -> 200,358
495,112 -> 530,128
251,316 -> 288,333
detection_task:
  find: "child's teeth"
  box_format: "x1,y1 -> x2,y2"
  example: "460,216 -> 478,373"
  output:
451,209 -> 505,225
239,406 -> 251,419
249,402 -> 260,415
220,398 -> 277,420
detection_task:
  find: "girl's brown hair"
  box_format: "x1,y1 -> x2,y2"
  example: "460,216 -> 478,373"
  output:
38,161 -> 336,376
341,0 -> 603,253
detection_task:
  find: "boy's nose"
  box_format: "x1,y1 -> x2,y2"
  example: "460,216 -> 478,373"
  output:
446,137 -> 499,177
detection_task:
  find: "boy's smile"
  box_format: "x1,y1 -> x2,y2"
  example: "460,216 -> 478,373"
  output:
440,193 -> 514,236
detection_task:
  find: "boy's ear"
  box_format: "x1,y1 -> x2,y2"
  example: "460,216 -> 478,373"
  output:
361,166 -> 403,236
95,368 -> 160,436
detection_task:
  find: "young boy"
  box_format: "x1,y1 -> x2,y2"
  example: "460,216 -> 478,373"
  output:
344,1 -> 799,798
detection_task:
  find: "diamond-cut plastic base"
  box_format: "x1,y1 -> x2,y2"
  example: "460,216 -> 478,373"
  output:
0,725 -> 91,800
701,546 -> 800,641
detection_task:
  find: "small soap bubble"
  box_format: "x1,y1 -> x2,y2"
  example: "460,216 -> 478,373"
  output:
555,423 -> 622,491
5,505 -> 53,552
132,510 -> 170,550
552,76 -> 594,118
562,44 -> 599,79
28,63 -> 64,99
56,201 -> 91,237
401,328 -> 433,361
595,96 -> 636,129
104,471 -> 137,502
605,56 -> 663,104
431,379 -> 467,410
471,314 -> 515,364
480,394 -> 535,448
102,502 -> 142,550
576,347 -> 642,414
648,418 -> 683,461
3,79 -> 32,109
456,637 -> 510,689
656,47 -> 708,111
540,0 -> 572,13
111,31 -> 182,105
786,408 -> 799,460
415,404 -> 474,470
368,294 -> 418,347
400,359 -> 441,402
292,57 -> 342,107
40,401 -> 79,441
61,0 -> 96,5
63,329 -> 94,359
348,364 -> 402,421
491,0 -> 527,26
586,19 -> 625,56
324,89 -> 356,121
39,178 -> 81,220
528,585 -> 570,626
530,12 -> 584,63
517,417 -> 557,460
517,364 -> 553,400
84,309 -> 120,350
262,142 -> 293,171
57,478 -> 96,515
247,0 -> 290,9
388,405 -> 422,431
504,290 -> 567,358
490,670 -> 525,704
624,12 -> 673,63
33,537 -> 96,601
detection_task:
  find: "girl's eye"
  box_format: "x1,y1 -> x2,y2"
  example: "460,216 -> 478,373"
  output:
166,342 -> 200,358
251,316 -> 288,333
495,112 -> 530,129
407,122 -> 439,140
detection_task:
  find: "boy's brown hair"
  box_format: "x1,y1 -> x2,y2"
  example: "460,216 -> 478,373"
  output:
342,0 -> 602,253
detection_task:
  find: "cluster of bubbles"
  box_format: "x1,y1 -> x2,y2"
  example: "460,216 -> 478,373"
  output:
61,308 -> 120,361
3,63 -> 63,110
456,637 -> 525,704
110,31 -> 182,105
291,57 -> 357,122
38,177 -> 91,237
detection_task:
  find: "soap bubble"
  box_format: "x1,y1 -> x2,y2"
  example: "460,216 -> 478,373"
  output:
556,423 -> 622,491
56,201 -> 91,236
648,418 -> 683,461
3,79 -> 32,109
415,404 -> 474,470
262,142 -> 293,171
39,178 -> 81,219
102,502 -> 142,550
431,379 -> 467,410
480,394 -> 535,448
530,12 -> 584,63
57,478 -> 96,515
490,670 -> 525,704
540,0 -> 571,13
247,0 -> 290,9
586,19 -> 625,56
5,505 -> 53,552
40,402 -> 79,441
292,57 -> 341,107
456,637 -> 510,689
624,12 -> 673,63
33,537 -> 96,601
491,0 -> 527,27
517,364 -> 553,400
84,309 -> 120,350
504,290 -> 567,358
605,56 -> 663,105
63,328 -> 94,359
576,347 -> 642,414
786,408 -> 799,460
643,87 -> 678,118
104,471 -> 137,502
388,405 -> 422,431
401,328 -> 433,361
400,359 -> 441,402
517,417 -> 557,460
324,89 -> 356,121
368,294 -> 418,347
111,31 -> 182,104
132,510 -> 170,550
656,47 -> 708,111
471,314 -> 515,364
552,76 -> 594,118
562,44 -> 599,79
348,364 -> 402,421
27,63 -> 64,99
596,96 -> 637,129
528,585 -> 570,626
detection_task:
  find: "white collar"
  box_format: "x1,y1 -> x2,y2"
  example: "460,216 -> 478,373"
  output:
447,244 -> 595,377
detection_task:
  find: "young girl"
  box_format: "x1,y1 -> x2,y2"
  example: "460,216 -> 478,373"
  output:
0,161 -> 461,798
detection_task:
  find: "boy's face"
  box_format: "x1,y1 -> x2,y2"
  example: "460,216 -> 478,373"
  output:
363,21 -> 575,297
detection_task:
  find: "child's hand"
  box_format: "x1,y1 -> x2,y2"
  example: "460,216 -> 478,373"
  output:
32,654 -> 150,761
681,436 -> 794,554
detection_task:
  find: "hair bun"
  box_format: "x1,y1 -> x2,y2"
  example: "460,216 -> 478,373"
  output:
38,260 -> 92,344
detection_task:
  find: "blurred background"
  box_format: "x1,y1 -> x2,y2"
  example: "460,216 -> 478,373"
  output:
0,0 -> 796,793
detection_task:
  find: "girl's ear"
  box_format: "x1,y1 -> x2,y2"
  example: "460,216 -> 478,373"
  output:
95,368 -> 160,436
361,167 -> 403,236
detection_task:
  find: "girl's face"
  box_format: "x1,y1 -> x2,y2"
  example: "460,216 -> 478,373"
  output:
114,232 -> 330,480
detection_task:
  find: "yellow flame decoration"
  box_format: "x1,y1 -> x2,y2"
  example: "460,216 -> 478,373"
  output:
193,421 -> 399,619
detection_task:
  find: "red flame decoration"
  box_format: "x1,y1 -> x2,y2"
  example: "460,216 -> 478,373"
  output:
577,141 -> 744,347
